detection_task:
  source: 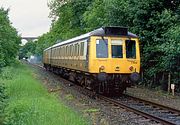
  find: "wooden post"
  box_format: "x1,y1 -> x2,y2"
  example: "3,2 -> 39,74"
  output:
172,89 -> 175,96
168,72 -> 171,94
171,84 -> 175,96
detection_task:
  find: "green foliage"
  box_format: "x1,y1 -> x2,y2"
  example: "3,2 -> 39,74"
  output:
1,63 -> 88,125
107,0 -> 132,27
0,67 -> 14,80
0,8 -> 21,68
83,0 -> 109,31
157,25 -> 180,84
0,82 -> 7,124
35,32 -> 56,55
19,41 -> 36,59
49,0 -> 91,39
0,67 -> 12,124
35,0 -> 93,55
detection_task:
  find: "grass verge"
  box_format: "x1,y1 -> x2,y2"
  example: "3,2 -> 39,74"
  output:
0,62 -> 88,125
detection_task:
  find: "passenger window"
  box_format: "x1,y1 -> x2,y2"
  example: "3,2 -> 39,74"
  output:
53,49 -> 54,57
72,45 -> 75,56
68,46 -> 70,56
61,47 -> 62,57
77,44 -> 80,56
59,47 -> 60,56
72,45 -> 74,56
96,39 -> 108,58
111,40 -> 123,58
63,47 -> 65,56
80,42 -> 84,56
67,46 -> 69,56
125,40 -> 136,59
55,49 -> 56,57
70,45 -> 72,56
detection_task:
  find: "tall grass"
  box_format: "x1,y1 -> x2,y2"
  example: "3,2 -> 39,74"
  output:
0,63 -> 88,125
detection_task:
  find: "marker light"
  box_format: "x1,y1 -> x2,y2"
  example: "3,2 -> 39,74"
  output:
99,66 -> 105,72
129,66 -> 134,71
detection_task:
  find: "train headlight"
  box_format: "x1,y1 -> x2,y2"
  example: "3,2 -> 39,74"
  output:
99,66 -> 105,72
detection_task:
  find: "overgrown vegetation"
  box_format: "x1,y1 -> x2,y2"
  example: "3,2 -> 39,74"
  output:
0,83 -> 7,124
0,8 -> 21,69
0,9 -> 20,124
0,63 -> 88,125
33,0 -> 179,91
19,41 -> 37,59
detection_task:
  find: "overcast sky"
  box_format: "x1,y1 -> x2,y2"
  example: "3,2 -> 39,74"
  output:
0,0 -> 51,37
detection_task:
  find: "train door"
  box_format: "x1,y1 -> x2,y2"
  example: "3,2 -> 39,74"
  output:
84,39 -> 89,70
49,48 -> 52,65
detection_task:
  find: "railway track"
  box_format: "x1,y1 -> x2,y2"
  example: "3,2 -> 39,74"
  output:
32,63 -> 180,125
98,94 -> 180,125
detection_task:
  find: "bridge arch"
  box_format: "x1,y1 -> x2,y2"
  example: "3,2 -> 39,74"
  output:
21,36 -> 38,45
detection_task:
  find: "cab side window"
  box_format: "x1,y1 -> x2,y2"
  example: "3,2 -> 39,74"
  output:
125,40 -> 136,59
96,39 -> 108,58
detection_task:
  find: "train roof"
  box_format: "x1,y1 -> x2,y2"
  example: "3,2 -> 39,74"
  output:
44,26 -> 138,51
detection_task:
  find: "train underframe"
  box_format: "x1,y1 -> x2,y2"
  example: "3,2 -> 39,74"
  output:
44,64 -> 139,96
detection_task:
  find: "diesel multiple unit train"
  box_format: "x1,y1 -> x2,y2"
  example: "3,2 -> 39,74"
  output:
43,27 -> 140,95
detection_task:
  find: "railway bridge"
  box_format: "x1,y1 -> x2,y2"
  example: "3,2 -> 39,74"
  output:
21,36 -> 38,45
21,36 -> 38,41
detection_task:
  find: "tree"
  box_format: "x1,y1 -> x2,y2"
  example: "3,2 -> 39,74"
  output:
83,0 -> 109,31
19,41 -> 36,59
0,8 -> 20,68
157,25 -> 180,91
35,0 -> 93,55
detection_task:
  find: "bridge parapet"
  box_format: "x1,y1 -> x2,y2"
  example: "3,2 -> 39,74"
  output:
21,37 -> 38,41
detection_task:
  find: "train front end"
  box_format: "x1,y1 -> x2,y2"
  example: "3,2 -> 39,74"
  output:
88,27 -> 140,95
